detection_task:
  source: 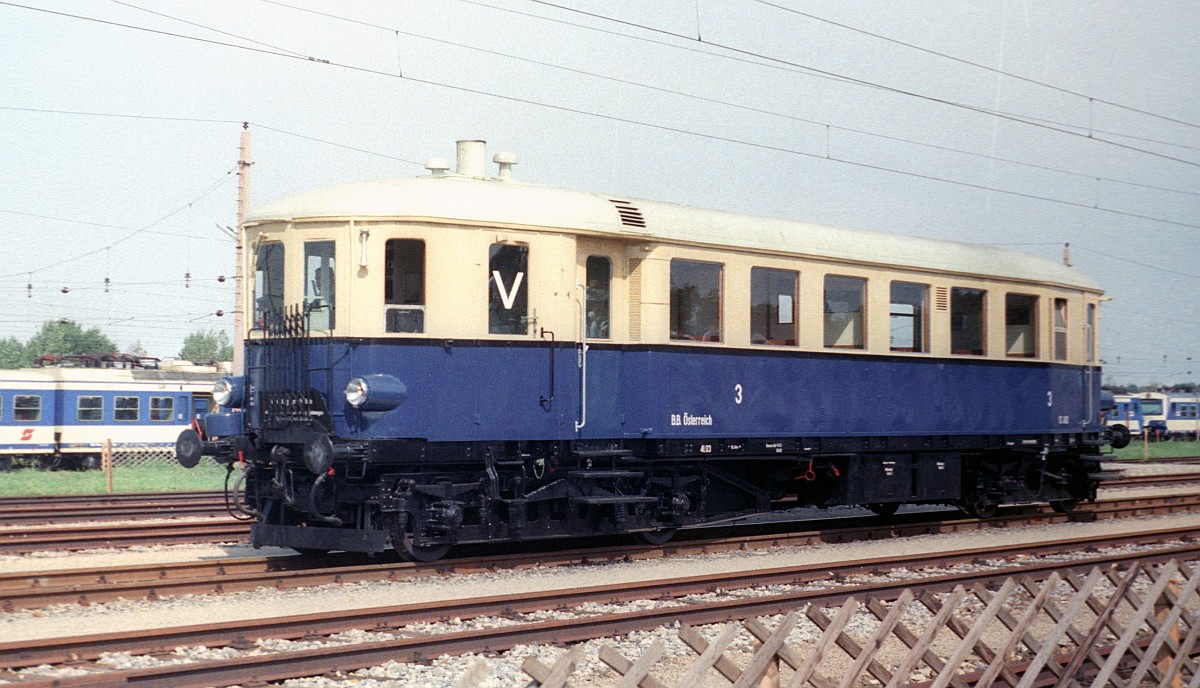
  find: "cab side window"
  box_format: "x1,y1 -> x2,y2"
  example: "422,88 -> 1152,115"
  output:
585,256 -> 611,339
1053,298 -> 1069,361
489,243 -> 529,335
386,239 -> 426,333
304,241 -> 336,330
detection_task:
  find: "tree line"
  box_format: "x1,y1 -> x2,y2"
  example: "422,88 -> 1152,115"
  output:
0,320 -> 233,368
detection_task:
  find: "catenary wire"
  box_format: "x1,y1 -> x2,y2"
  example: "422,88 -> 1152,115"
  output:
4,2 -> 1196,233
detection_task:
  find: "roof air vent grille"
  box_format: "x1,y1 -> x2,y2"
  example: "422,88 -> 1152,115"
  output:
609,200 -> 646,228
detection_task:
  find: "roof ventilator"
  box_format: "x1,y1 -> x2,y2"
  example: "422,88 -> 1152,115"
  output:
609,199 -> 646,228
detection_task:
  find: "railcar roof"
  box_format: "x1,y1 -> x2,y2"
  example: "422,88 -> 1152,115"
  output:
246,175 -> 1100,291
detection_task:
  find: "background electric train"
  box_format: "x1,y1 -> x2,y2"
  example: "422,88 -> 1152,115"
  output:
1106,392 -> 1200,441
177,139 -> 1120,560
1,355 -> 222,470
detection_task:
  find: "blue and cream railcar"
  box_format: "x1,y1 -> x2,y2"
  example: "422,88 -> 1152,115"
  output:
1,364 -> 221,469
181,140 -> 1118,559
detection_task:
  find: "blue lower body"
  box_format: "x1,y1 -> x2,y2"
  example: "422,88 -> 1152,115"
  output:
242,339 -> 1100,444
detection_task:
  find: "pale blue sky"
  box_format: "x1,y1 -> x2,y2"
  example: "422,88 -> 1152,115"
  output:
1,0 -> 1197,384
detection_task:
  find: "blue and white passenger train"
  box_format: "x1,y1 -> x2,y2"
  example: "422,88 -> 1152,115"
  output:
1106,392 -> 1200,441
178,140 -> 1122,560
1,355 -> 221,469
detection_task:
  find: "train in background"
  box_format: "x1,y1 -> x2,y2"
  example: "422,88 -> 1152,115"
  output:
0,354 -> 224,470
178,139 -> 1120,561
1105,391 -> 1200,442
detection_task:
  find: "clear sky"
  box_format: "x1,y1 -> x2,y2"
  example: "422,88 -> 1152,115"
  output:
1,0 -> 1197,385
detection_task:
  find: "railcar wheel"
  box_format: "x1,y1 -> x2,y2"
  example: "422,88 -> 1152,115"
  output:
865,503 -> 899,517
389,514 -> 451,563
1049,498 -> 1080,513
963,496 -> 998,519
636,528 -> 677,545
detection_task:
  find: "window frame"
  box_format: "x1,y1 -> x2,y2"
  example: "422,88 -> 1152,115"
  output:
384,238 -> 427,334
750,267 -> 798,346
14,394 -> 41,422
77,395 -> 104,422
252,241 -> 285,329
950,286 -> 987,356
585,255 -> 613,340
669,258 -> 724,342
823,274 -> 867,350
889,281 -> 928,353
488,242 -> 530,336
303,240 -> 336,331
150,396 -> 175,422
1004,293 -> 1039,358
1053,298 -> 1069,361
114,395 -> 140,422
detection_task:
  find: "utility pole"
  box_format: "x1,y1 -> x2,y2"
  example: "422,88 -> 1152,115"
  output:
234,122 -> 251,375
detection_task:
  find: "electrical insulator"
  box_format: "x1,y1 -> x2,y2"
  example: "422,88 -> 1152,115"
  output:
61,286 -> 70,294
185,272 -> 192,289
217,275 -> 226,282
104,277 -> 110,293
215,310 -> 224,317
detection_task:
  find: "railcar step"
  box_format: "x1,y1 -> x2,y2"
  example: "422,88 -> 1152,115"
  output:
572,449 -> 634,458
572,495 -> 658,505
568,470 -> 644,479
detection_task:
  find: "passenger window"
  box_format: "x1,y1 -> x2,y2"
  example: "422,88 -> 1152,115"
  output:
115,396 -> 139,422
1005,294 -> 1038,358
670,259 -> 723,342
304,241 -> 336,330
1054,298 -> 1068,361
78,396 -> 103,422
751,268 -> 797,345
14,395 -> 40,422
890,282 -> 927,352
951,287 -> 986,355
150,397 -> 174,421
489,243 -> 529,335
253,242 -> 285,329
585,256 -> 611,339
385,239 -> 426,333
824,275 -> 865,349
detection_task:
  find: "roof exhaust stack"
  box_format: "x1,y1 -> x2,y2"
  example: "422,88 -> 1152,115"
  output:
424,157 -> 450,176
456,139 -> 487,178
493,152 -> 518,181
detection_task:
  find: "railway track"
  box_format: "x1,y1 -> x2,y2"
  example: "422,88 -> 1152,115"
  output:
4,491 -> 1199,611
0,491 -> 229,525
3,524 -> 1198,686
0,519 -> 250,554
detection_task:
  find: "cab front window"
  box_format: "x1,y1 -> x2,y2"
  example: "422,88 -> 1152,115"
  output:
253,243 -> 284,328
304,241 -> 335,330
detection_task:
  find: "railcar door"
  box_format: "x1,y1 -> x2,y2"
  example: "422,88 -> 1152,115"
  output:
575,242 -> 624,438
